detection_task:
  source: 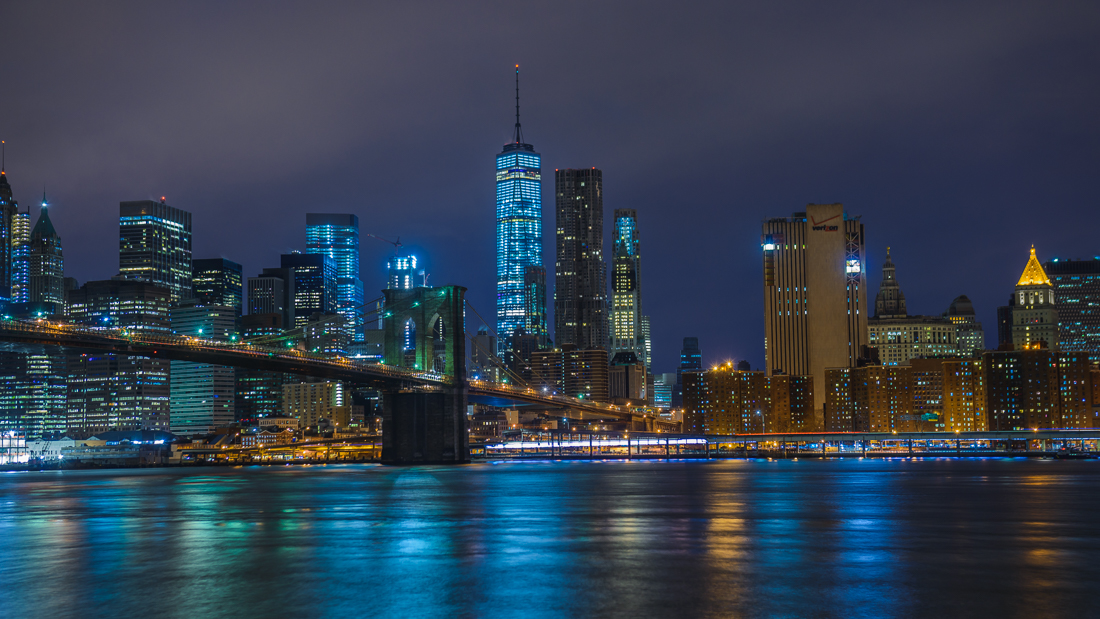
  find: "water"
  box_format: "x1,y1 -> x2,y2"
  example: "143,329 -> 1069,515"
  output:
1,459 -> 1098,619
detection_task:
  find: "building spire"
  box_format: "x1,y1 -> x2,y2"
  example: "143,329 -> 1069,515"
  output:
2,140 -> 5,174
513,64 -> 523,144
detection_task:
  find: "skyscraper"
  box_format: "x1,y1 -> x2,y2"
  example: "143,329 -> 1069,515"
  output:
523,265 -> 548,348
192,258 -> 243,314
0,149 -> 17,303
610,208 -> 646,364
1000,246 -> 1058,351
280,253 -> 337,330
247,267 -> 295,329
867,248 -> 957,366
555,168 -> 607,350
496,66 -> 544,352
119,199 -> 192,302
170,299 -> 237,436
1044,258 -> 1100,362
27,193 -> 65,312
762,203 -> 867,422
386,255 -> 418,290
944,295 -> 986,356
10,206 -> 30,303
672,337 -> 702,409
307,213 -> 364,341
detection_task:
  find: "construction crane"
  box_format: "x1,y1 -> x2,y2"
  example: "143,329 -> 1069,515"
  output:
365,233 -> 403,255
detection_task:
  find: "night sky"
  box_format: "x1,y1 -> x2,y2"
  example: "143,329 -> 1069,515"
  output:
2,1 -> 1098,372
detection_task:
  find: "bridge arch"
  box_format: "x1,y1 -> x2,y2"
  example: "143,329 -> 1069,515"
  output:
382,285 -> 466,380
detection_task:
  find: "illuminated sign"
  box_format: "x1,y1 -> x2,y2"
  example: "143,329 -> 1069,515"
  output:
811,214 -> 840,231
845,260 -> 861,274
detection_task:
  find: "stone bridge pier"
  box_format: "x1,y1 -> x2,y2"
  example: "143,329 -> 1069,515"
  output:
380,285 -> 470,464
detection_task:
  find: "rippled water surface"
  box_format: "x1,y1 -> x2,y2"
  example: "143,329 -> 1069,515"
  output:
1,459 -> 1099,618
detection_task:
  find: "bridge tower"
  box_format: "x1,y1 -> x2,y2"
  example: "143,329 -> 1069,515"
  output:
381,285 -> 468,464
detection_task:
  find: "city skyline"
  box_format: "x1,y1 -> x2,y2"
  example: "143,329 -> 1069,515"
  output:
1,3 -> 1098,372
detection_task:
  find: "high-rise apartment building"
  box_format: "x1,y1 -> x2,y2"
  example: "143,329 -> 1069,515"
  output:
999,246 -> 1058,351
119,199 -> 192,302
192,258 -> 243,314
496,67 -> 544,353
944,295 -> 986,356
307,213 -> 364,341
682,364 -> 814,435
0,159 -> 17,302
10,207 -> 29,303
555,168 -> 607,350
1044,258 -> 1100,362
170,300 -> 236,436
867,249 -> 957,365
281,253 -> 336,330
283,381 -> 350,428
27,194 -> 65,312
610,209 -> 647,366
763,203 -> 867,422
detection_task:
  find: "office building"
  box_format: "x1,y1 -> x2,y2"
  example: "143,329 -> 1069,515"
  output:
609,352 -> 647,402
169,300 -> 236,436
247,268 -> 295,329
944,295 -> 986,356
672,337 -> 703,408
10,206 -> 29,303
610,209 -> 648,366
652,372 -> 675,410
307,213 -> 364,341
0,348 -> 67,439
119,199 -> 192,302
523,265 -> 549,348
555,168 -> 607,351
531,345 -> 609,402
998,246 -> 1059,351
27,194 -> 65,313
1045,258 -> 1100,362
763,203 -> 867,423
235,314 -> 291,422
283,381 -> 350,428
66,279 -> 172,435
192,258 -> 243,313
495,66 -> 544,352
0,158 -> 17,302
281,253 -> 337,330
387,255 -> 418,290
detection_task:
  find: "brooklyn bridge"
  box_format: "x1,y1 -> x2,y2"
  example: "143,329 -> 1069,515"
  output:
0,284 -> 675,464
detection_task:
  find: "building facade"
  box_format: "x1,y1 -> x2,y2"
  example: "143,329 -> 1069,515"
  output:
281,253 -> 337,331
307,213 -> 364,341
1044,258 -> 1100,362
944,295 -> 985,356
283,381 -> 350,428
1001,246 -> 1059,351
247,267 -> 295,329
610,209 -> 648,367
672,337 -> 703,409
763,203 -> 867,422
192,258 -> 243,314
0,163 -> 18,302
169,300 -> 237,436
119,199 -> 192,302
682,365 -> 814,435
554,168 -> 607,351
531,345 -> 609,402
10,207 -> 30,303
27,195 -> 65,312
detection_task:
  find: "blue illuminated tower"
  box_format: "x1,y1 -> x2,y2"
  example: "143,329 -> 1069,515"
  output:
307,213 -> 364,340
496,65 -> 543,352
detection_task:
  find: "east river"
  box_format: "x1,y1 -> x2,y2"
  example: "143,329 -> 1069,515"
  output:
1,459 -> 1098,618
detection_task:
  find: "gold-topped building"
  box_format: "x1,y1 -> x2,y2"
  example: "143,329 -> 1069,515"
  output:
1000,246 -> 1059,351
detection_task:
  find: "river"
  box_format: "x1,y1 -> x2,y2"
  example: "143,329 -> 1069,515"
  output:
1,458 -> 1097,618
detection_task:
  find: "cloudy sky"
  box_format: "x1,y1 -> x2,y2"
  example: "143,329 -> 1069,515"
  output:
2,1 -> 1098,371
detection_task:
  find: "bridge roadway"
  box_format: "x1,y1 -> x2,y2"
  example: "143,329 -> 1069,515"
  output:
0,319 -> 659,425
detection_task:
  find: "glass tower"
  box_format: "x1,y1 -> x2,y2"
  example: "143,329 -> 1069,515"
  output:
496,65 -> 543,352
1045,258 -> 1100,362
11,207 -> 30,303
119,199 -> 193,302
611,209 -> 646,365
307,213 -> 364,341
192,258 -> 243,314
28,194 -> 65,311
280,253 -> 337,330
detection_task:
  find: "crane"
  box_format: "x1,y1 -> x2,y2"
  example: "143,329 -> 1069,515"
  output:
365,233 -> 403,255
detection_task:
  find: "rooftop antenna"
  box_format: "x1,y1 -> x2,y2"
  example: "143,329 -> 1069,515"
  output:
513,64 -> 523,144
2,140 -> 5,174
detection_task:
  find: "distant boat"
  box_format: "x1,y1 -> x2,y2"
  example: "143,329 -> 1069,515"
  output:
1053,447 -> 1095,460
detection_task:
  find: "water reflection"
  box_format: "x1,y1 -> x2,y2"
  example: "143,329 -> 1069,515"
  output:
0,459 -> 1098,618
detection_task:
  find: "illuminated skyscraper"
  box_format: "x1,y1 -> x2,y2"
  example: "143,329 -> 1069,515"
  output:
170,299 -> 237,436
763,203 -> 867,424
1044,258 -> 1100,362
280,252 -> 336,330
1000,246 -> 1058,351
307,213 -> 364,341
119,199 -> 192,302
386,255 -> 418,290
10,206 -> 30,303
496,66 -> 543,352
555,168 -> 607,350
192,258 -> 243,314
28,193 -> 65,312
610,209 -> 646,365
0,146 -> 16,303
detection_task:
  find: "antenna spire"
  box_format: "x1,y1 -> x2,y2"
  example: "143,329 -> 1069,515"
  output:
513,64 -> 523,144
2,140 -> 5,174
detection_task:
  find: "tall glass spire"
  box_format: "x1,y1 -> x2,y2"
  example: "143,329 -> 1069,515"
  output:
496,65 -> 543,350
